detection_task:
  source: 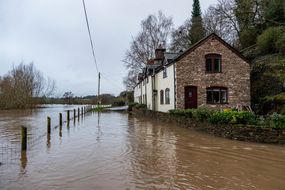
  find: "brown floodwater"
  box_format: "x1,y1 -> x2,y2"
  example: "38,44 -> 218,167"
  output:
0,105 -> 285,190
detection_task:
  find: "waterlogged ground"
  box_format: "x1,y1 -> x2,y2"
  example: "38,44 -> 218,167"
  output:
0,106 -> 285,189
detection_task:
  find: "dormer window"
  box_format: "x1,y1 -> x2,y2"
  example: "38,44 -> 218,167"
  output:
205,54 -> 221,73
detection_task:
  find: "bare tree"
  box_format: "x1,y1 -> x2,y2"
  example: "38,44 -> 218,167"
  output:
123,11 -> 174,90
170,19 -> 192,52
0,62 -> 56,109
203,3 -> 239,46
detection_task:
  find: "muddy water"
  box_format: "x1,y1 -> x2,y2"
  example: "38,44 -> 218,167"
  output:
0,108 -> 285,190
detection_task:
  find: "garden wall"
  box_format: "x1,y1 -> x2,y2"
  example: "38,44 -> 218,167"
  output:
131,108 -> 285,144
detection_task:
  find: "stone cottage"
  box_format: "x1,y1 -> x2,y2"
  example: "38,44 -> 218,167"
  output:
134,33 -> 251,112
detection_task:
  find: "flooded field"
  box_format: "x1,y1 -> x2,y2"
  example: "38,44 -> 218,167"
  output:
1,105 -> 285,189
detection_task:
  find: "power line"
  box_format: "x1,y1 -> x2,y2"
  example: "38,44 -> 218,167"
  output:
101,73 -> 125,92
82,0 -> 99,73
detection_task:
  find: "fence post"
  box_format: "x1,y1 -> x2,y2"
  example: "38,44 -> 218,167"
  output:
21,126 -> 27,151
47,117 -> 51,134
59,113 -> 62,126
67,110 -> 70,121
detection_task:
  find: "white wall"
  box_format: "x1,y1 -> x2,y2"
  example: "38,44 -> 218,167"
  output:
146,76 -> 153,110
155,65 -> 175,112
134,83 -> 141,104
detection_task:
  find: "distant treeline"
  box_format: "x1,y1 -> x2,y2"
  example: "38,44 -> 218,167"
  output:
40,91 -> 133,107
0,63 -> 133,109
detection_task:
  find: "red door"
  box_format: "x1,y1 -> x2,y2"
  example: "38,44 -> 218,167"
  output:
185,86 -> 197,109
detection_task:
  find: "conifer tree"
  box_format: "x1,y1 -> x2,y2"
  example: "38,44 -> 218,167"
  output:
189,0 -> 205,44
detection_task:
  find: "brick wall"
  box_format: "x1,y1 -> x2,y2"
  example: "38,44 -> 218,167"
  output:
175,35 -> 251,109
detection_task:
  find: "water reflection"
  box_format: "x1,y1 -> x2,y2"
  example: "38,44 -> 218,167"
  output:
20,150 -> 27,175
0,110 -> 285,190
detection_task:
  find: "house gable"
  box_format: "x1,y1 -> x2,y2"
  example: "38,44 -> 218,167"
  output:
171,33 -> 250,65
174,33 -> 251,109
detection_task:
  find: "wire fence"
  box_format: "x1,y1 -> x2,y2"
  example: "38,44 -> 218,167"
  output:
0,104 -> 99,165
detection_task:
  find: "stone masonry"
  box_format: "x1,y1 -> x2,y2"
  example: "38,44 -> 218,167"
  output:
175,34 -> 251,109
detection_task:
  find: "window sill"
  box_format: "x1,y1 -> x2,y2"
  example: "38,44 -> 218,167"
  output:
205,72 -> 222,74
206,102 -> 228,105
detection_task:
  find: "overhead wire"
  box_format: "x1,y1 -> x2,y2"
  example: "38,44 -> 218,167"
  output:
100,73 -> 125,92
82,0 -> 99,73
82,0 -> 126,94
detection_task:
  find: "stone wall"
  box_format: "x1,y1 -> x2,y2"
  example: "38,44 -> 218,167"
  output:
132,109 -> 285,145
175,35 -> 251,109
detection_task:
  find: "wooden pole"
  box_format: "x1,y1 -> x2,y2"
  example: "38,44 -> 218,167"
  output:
67,110 -> 70,121
81,107 -> 83,115
59,113 -> 62,126
59,125 -> 62,137
98,72 -> 101,108
21,126 -> 27,151
74,109 -> 76,119
78,108 -> 80,117
47,117 -> 51,134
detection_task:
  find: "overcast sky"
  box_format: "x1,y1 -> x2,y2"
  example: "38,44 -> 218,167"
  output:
0,0 -> 217,97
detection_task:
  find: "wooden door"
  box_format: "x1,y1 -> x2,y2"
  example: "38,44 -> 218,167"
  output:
184,86 -> 197,109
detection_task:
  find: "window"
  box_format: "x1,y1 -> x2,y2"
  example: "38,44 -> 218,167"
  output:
165,88 -> 170,104
206,87 -> 228,104
160,90 -> 164,104
205,54 -> 221,73
163,67 -> 167,78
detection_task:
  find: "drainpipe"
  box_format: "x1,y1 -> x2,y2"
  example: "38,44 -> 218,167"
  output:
140,81 -> 142,104
145,77 -> 147,106
173,63 -> 177,109
152,74 -> 156,111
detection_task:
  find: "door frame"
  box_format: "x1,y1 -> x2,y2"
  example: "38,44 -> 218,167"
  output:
184,86 -> 198,109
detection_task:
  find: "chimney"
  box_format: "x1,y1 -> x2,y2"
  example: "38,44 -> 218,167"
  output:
155,44 -> 166,60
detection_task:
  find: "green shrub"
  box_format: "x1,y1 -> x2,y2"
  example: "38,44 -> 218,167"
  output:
209,110 -> 257,125
266,112 -> 285,128
276,33 -> 285,54
257,26 -> 285,54
240,28 -> 258,48
169,109 -> 193,117
236,111 -> 258,125
135,103 -> 147,110
193,107 -> 213,122
128,102 -> 138,111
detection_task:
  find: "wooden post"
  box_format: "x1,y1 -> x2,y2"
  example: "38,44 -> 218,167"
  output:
81,107 -> 83,115
74,109 -> 76,119
78,108 -> 80,117
47,117 -> 51,134
59,125 -> 62,137
67,110 -> 70,121
21,126 -> 27,151
59,113 -> 62,126
98,72 -> 101,108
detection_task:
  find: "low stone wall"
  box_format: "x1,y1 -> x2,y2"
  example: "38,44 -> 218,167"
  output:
131,108 -> 285,145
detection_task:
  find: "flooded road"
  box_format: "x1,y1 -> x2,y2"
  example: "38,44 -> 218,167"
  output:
1,106 -> 285,189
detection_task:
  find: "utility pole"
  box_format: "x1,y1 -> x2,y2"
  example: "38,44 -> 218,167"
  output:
98,72 -> 101,108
